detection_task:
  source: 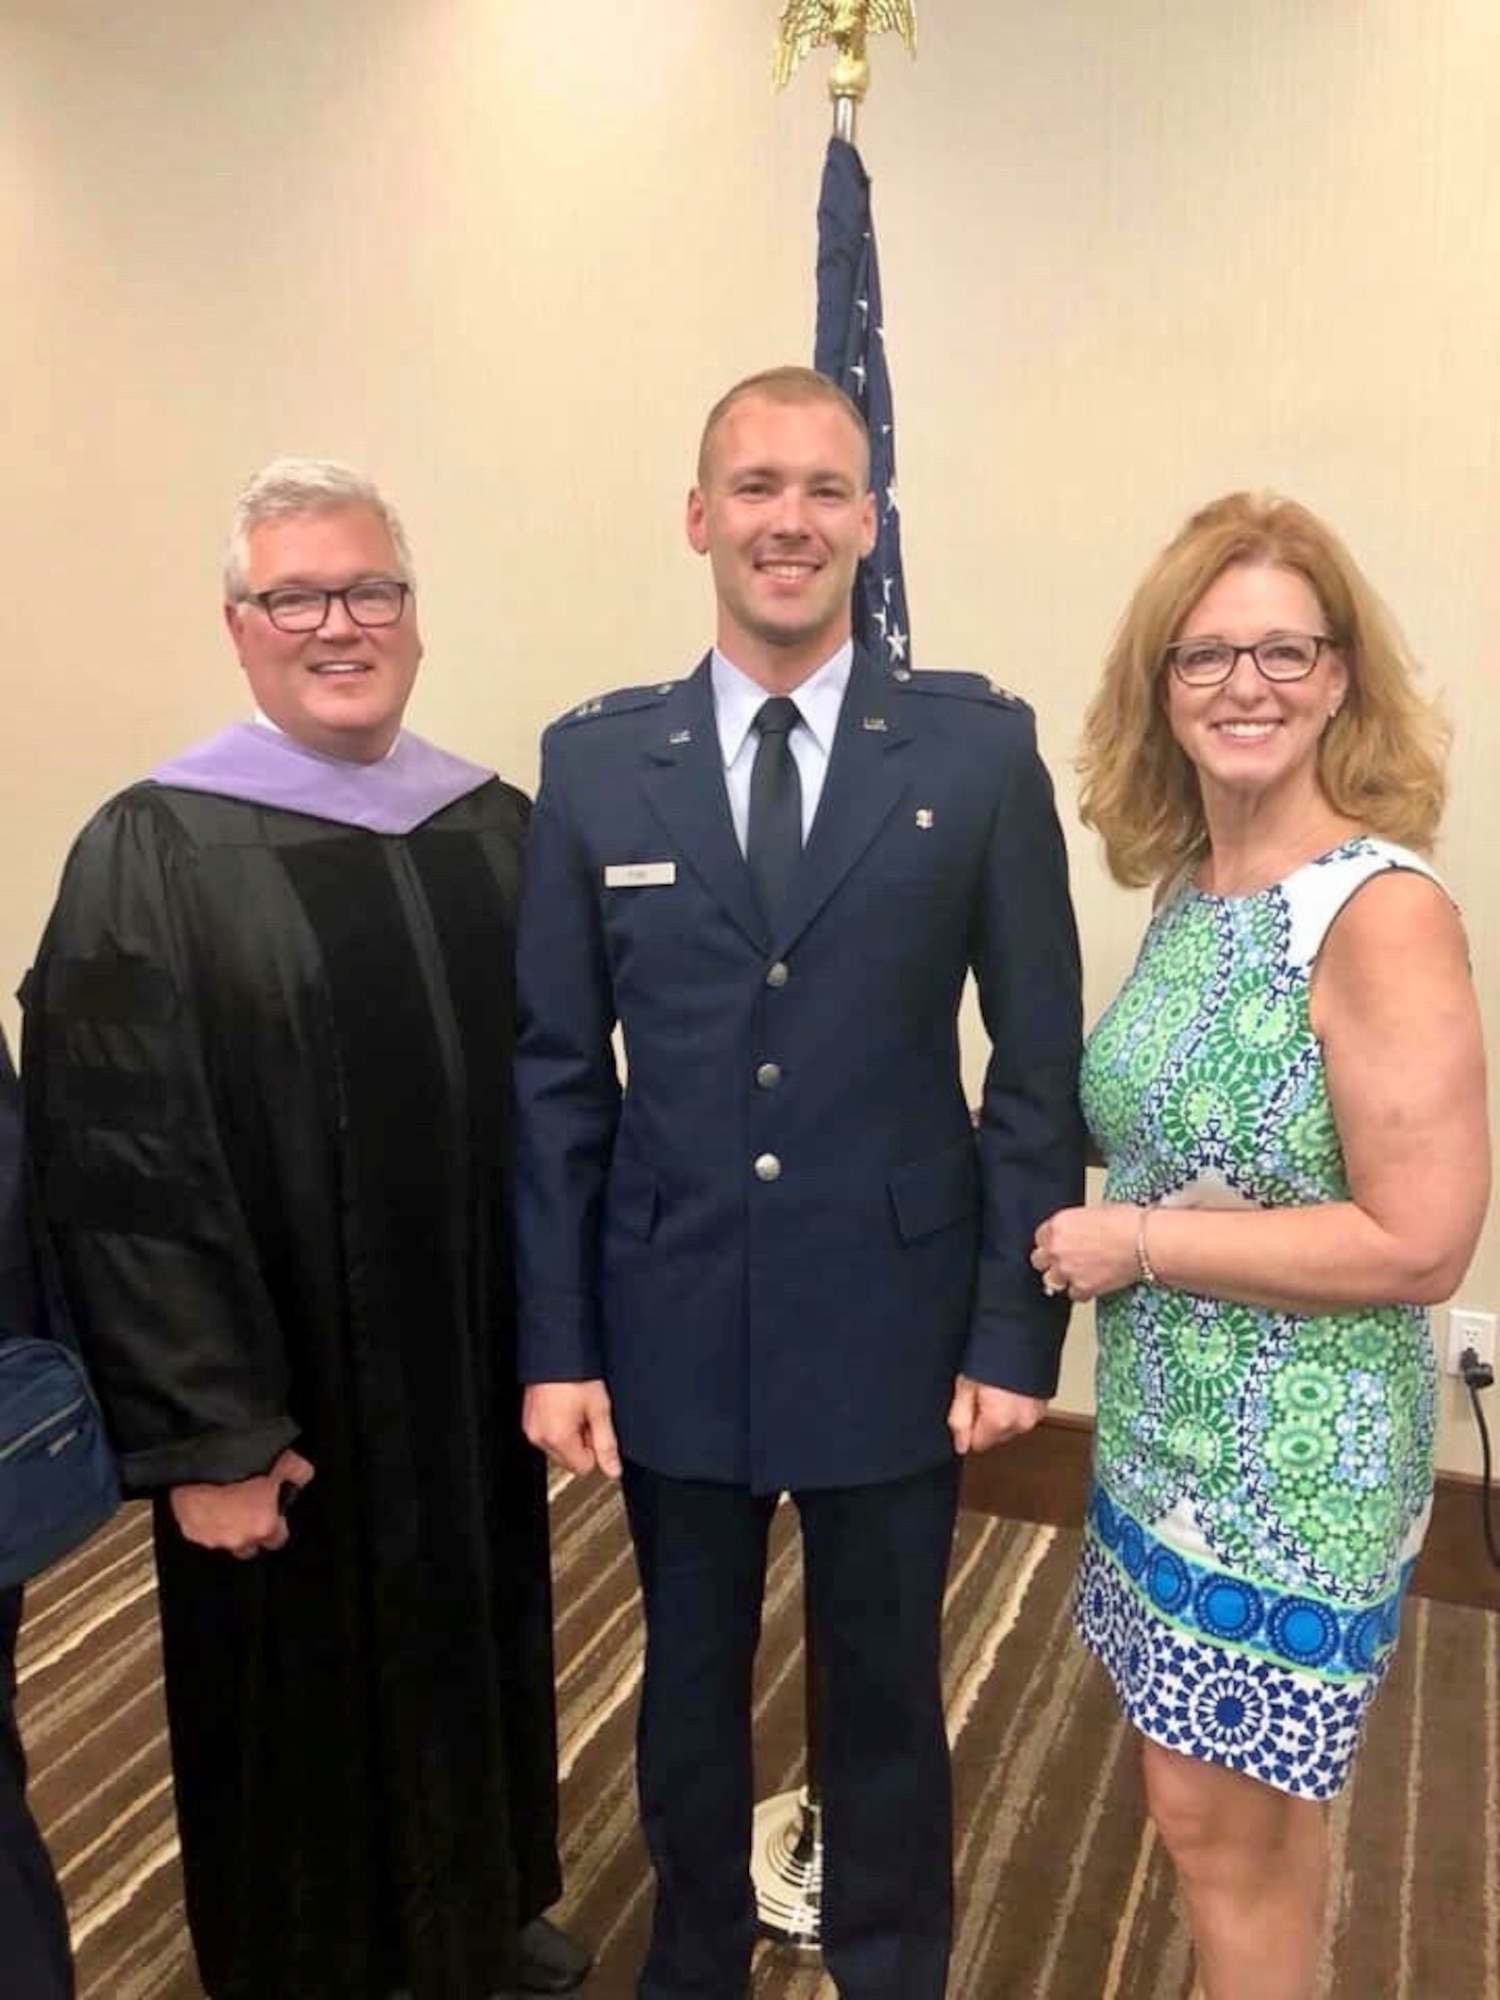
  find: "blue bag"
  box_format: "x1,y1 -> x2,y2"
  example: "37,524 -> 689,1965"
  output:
0,1331 -> 120,1589
0,1034 -> 120,1589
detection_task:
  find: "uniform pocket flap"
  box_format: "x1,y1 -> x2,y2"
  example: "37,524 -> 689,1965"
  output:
888,1139 -> 980,1243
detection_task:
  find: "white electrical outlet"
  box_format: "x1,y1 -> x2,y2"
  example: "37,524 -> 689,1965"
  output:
1445,1307 -> 1496,1377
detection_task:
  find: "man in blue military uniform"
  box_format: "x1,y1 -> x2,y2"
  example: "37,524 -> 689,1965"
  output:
515,366 -> 1084,2000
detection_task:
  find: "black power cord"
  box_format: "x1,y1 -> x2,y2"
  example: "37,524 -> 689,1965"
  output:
1458,1346 -> 1500,1571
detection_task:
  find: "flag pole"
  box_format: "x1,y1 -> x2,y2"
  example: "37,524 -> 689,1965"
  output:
750,4 -> 919,1957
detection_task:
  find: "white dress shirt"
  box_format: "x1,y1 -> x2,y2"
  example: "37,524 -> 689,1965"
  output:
710,642 -> 852,855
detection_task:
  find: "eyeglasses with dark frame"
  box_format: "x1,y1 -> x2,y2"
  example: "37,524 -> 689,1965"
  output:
243,580 -> 412,633
1163,632 -> 1343,689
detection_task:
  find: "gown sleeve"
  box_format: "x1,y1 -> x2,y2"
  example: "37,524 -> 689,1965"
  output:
20,788 -> 297,1490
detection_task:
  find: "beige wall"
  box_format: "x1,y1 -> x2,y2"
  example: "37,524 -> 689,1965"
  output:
3,0 -> 1496,1471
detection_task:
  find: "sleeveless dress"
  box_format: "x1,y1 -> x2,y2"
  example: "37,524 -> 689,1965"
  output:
1075,835 -> 1441,1800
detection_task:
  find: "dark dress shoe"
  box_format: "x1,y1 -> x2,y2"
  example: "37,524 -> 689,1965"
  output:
515,1914 -> 593,1994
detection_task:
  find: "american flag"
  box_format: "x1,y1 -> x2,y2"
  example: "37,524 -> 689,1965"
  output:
813,135 -> 911,668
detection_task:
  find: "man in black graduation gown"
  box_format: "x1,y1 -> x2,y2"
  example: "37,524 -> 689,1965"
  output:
20,461 -> 589,2000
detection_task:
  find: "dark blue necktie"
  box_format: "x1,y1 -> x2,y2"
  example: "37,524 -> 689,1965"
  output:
747,697 -> 803,925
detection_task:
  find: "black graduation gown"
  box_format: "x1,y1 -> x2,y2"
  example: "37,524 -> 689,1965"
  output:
20,779 -> 560,2000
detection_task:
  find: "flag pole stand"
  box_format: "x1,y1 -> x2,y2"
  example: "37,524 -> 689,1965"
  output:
750,1604 -> 823,1952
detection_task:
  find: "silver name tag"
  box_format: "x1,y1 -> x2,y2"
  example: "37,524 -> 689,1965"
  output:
604,862 -> 677,888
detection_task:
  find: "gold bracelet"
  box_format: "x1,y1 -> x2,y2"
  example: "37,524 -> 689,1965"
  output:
1135,1204 -> 1159,1286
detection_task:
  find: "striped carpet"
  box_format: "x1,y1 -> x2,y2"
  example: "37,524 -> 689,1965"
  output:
16,1479 -> 1500,1998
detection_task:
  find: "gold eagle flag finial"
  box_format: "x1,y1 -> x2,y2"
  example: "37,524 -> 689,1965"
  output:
773,2 -> 917,136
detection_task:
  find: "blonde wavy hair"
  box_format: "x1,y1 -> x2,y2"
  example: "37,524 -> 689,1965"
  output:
1078,492 -> 1450,887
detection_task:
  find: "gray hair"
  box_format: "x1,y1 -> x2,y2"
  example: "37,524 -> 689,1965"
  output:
222,458 -> 415,599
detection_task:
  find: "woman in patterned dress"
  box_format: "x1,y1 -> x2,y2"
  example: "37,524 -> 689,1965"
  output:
1032,493 -> 1490,2000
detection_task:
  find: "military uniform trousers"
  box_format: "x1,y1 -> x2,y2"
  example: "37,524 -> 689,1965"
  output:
621,1456 -> 962,2000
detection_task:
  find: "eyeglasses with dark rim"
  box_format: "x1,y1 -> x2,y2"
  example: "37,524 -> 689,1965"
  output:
242,580 -> 412,633
1163,632 -> 1342,688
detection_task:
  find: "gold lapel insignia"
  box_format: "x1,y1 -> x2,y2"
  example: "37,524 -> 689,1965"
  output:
668,728 -> 692,745
915,808 -> 934,830
861,715 -> 888,732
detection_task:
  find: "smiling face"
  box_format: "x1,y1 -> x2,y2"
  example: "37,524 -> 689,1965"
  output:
1166,561 -> 1348,817
685,392 -> 876,689
224,503 -> 422,763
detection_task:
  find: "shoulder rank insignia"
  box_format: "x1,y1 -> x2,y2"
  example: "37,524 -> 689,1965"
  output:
888,667 -> 1027,711
554,681 -> 677,729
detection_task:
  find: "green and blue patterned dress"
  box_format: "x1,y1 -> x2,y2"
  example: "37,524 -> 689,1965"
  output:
1076,835 -> 1439,1799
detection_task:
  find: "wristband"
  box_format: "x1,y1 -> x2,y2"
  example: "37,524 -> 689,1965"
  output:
1135,1204 -> 1159,1287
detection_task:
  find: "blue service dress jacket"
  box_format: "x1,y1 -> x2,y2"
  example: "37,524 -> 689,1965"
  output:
513,648 -> 1086,1494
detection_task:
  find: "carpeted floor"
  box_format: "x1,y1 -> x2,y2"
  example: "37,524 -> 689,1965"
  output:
16,1477 -> 1500,1998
